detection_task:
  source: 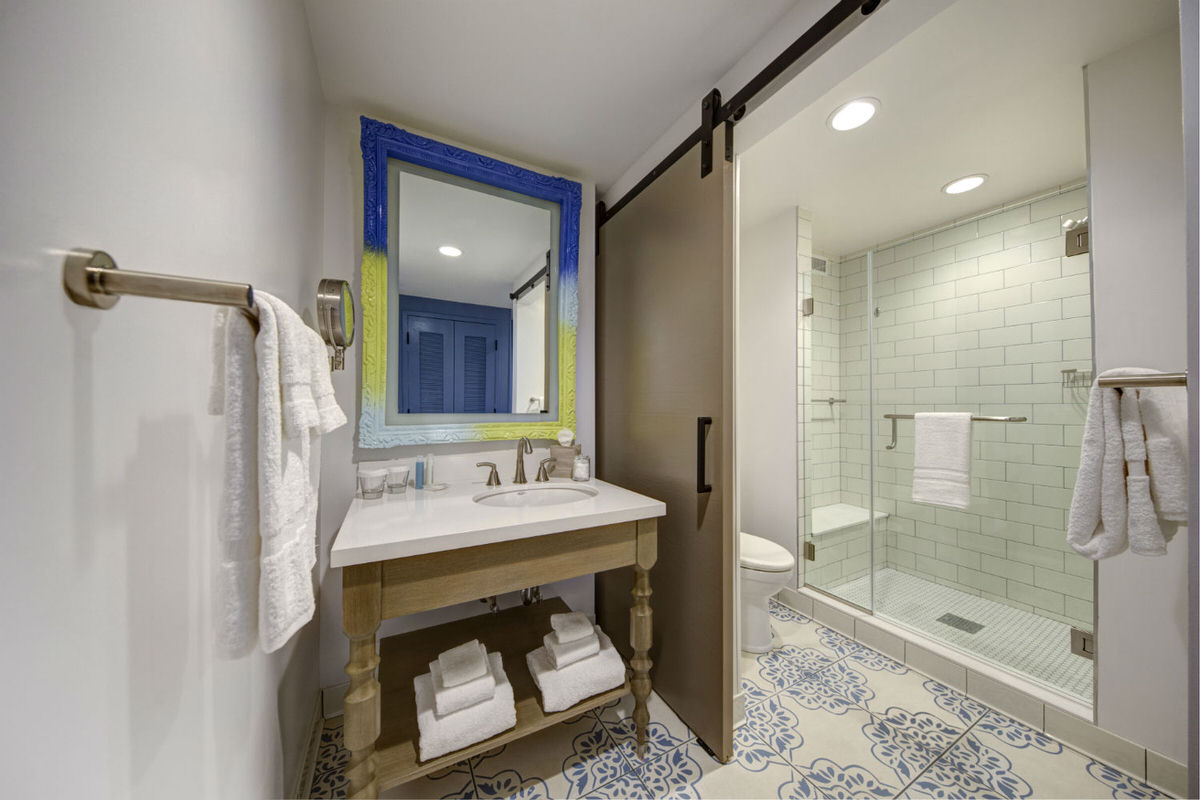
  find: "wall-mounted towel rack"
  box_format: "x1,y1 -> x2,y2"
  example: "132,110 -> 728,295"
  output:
63,249 -> 255,313
812,397 -> 847,407
1095,372 -> 1187,389
883,413 -> 1027,450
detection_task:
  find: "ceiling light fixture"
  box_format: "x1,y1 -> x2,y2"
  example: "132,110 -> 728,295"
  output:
827,98 -> 879,131
438,245 -> 462,257
942,174 -> 987,195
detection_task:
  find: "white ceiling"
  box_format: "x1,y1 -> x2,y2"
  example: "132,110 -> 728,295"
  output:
303,0 -> 796,192
739,0 -> 1179,256
395,171 -> 551,308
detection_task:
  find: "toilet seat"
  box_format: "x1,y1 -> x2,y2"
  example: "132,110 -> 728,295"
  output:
739,532 -> 793,573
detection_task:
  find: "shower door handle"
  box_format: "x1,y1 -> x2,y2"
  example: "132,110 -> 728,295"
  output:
697,416 -> 712,494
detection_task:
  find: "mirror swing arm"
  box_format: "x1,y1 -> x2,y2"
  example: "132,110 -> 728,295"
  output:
357,116 -> 582,448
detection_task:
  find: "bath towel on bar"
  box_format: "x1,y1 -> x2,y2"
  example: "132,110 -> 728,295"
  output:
210,293 -> 347,655
911,412 -> 972,509
1068,368 -> 1187,559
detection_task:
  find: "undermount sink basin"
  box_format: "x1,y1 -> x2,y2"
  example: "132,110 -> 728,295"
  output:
473,484 -> 599,508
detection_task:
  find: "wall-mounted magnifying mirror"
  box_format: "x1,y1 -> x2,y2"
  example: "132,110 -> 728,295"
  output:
317,278 -> 355,370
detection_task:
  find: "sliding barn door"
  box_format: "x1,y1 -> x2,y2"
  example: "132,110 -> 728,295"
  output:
596,126 -> 735,761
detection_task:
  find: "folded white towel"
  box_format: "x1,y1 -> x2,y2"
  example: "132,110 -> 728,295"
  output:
526,631 -> 626,712
415,652 -> 515,762
911,412 -> 972,509
429,655 -> 497,716
1136,376 -> 1189,523
1121,390 -> 1166,556
549,611 -> 593,643
437,640 -> 489,687
211,309 -> 260,657
544,627 -> 600,669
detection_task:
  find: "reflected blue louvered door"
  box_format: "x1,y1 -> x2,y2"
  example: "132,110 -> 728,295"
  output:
403,316 -> 454,413
454,321 -> 497,413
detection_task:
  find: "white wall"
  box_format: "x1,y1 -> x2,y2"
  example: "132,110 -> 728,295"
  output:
1086,28 -> 1188,763
0,1 -> 326,797
512,255 -> 549,411
315,107 -> 598,695
737,209 -> 798,561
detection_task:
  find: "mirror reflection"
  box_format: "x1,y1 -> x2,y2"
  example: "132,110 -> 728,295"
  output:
387,160 -> 559,417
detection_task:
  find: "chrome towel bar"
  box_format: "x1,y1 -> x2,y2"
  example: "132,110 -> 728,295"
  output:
1095,372 -> 1187,388
62,248 -> 255,312
883,413 -> 1027,451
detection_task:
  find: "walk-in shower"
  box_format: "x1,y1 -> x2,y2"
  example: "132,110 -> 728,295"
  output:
798,183 -> 1095,704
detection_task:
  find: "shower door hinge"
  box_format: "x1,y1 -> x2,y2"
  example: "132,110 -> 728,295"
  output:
699,88 -> 721,178
804,541 -> 816,561
1070,627 -> 1095,660
801,297 -> 814,317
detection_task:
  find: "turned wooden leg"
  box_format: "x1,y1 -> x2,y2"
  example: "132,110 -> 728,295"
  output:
629,564 -> 653,759
629,517 -> 657,759
343,563 -> 382,799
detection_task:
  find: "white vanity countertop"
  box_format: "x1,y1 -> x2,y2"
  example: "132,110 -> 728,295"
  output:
330,478 -> 666,568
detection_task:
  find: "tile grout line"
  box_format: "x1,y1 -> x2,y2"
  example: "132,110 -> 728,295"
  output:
892,713 -> 986,798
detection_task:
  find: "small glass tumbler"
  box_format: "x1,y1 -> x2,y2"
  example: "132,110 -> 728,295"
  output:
572,455 -> 591,482
386,465 -> 410,494
358,469 -> 387,499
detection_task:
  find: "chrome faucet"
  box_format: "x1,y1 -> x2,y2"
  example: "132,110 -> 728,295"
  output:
513,436 -> 533,484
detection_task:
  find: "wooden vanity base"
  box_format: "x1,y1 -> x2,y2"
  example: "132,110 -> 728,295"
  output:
341,518 -> 657,797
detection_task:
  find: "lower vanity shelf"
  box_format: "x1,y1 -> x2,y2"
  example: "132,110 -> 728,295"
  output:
374,597 -> 631,790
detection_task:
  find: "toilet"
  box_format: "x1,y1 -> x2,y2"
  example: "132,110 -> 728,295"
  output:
739,532 -> 796,653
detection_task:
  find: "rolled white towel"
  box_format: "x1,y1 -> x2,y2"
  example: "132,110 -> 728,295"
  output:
429,656 -> 497,716
526,631 -> 626,712
549,611 -> 593,643
415,652 -> 515,762
437,640 -> 489,688
544,627 -> 600,669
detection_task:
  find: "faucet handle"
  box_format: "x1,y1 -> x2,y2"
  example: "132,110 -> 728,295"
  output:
535,458 -> 554,482
476,462 -> 501,487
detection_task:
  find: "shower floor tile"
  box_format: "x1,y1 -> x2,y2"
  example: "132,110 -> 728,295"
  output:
831,567 -> 1093,703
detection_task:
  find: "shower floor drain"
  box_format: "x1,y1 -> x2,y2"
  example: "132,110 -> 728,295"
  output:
937,612 -> 984,634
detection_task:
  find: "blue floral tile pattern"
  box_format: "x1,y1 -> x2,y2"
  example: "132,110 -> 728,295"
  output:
769,599 -> 812,625
1085,761 -> 1166,799
910,734 -> 1034,799
804,757 -> 899,799
635,743 -> 704,799
922,680 -> 988,727
473,769 -> 551,800
973,710 -> 1063,754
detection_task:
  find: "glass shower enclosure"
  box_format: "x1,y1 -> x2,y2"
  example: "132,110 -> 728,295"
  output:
799,184 -> 1095,705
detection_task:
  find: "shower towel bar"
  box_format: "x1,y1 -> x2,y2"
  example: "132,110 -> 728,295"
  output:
1095,372 -> 1187,388
62,248 -> 256,315
883,413 -> 1027,451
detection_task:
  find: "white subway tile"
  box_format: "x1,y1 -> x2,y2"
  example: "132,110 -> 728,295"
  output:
1005,299 -> 1062,325
1030,187 -> 1088,220
955,232 -> 1004,260
1032,273 -> 1091,303
978,285 -> 1031,311
978,244 -> 1031,273
977,205 -> 1031,236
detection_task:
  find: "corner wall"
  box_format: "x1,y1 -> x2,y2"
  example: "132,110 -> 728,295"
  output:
0,1 -> 327,795
1086,28 -> 1188,764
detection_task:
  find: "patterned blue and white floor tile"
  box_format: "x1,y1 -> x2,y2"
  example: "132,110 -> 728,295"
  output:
310,600 -> 1167,799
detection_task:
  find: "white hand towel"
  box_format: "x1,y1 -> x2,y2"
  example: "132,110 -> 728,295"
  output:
544,627 -> 601,669
549,611 -> 593,643
437,640 -> 489,687
210,309 -> 260,657
526,631 -> 626,713
1121,390 -> 1166,556
1136,375 -> 1189,523
911,412 -> 972,509
429,656 -> 497,716
308,329 -> 347,433
414,652 -> 515,762
1067,371 -> 1129,559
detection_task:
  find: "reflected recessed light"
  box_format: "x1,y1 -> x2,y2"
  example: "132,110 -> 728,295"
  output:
942,174 -> 987,195
827,98 -> 879,131
438,245 -> 462,257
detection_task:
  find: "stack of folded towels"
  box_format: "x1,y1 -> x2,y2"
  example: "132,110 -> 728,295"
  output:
414,639 -> 515,761
526,611 -> 625,712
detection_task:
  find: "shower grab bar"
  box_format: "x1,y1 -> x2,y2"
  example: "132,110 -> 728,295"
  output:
1095,372 -> 1187,388
883,413 -> 1027,450
811,397 -> 847,405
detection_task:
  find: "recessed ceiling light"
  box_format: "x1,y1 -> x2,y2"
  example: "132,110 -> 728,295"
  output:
438,245 -> 462,257
827,98 -> 879,131
942,174 -> 987,195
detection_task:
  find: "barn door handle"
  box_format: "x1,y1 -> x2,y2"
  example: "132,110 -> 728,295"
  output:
697,416 -> 713,494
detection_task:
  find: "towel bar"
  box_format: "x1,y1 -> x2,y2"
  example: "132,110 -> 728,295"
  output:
1095,372 -> 1187,389
63,248 -> 255,311
882,413 -> 1027,451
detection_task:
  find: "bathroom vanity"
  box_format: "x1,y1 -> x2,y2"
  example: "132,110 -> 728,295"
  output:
331,478 -> 665,799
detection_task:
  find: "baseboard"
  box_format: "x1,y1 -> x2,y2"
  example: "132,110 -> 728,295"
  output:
322,682 -> 348,718
292,693 -> 324,800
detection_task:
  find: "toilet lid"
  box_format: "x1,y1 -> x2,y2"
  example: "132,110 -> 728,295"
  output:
739,532 -> 793,572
